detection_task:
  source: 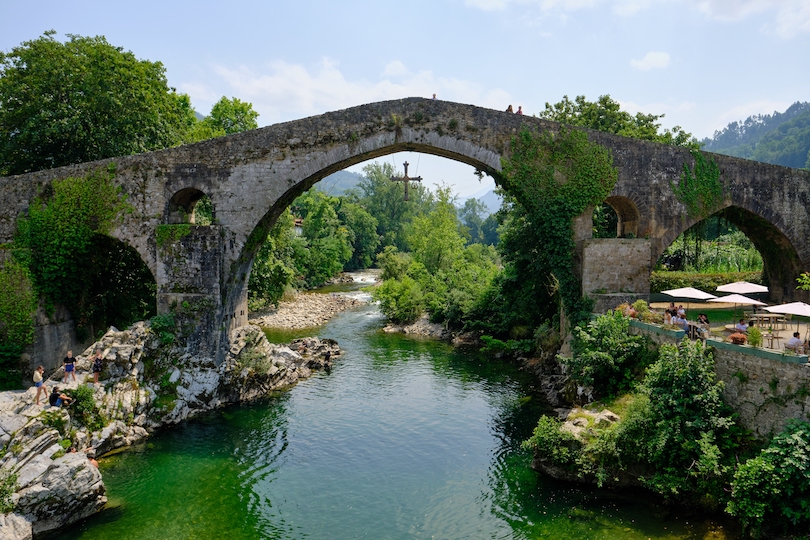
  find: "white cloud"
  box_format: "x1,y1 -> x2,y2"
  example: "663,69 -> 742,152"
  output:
180,58 -> 513,126
382,60 -> 410,77
463,0 -> 810,35
630,51 -> 671,70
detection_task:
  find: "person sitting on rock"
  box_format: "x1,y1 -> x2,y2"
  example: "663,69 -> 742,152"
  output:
48,387 -> 73,408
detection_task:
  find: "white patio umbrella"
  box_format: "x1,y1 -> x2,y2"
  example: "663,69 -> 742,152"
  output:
708,294 -> 766,323
662,287 -> 717,317
764,302 -> 810,333
661,287 -> 718,301
716,281 -> 769,294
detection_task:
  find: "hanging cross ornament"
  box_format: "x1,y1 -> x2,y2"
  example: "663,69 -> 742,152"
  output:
390,161 -> 422,201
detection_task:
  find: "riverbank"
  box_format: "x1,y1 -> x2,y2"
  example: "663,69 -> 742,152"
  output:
250,292 -> 366,329
0,322 -> 339,539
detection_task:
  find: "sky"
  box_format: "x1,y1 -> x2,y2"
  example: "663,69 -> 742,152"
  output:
2,0 -> 808,197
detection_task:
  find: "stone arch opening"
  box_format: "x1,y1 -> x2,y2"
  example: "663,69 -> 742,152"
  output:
223,145 -> 499,333
604,196 -> 639,238
166,187 -> 215,225
655,205 -> 805,302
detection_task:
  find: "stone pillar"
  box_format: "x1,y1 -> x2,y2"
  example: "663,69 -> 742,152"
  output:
155,225 -> 224,359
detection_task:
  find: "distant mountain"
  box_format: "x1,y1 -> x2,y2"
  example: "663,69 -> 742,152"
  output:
315,170 -> 363,196
478,190 -> 502,215
703,101 -> 810,169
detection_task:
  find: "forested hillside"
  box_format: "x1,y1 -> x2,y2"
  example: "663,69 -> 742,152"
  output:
702,101 -> 810,169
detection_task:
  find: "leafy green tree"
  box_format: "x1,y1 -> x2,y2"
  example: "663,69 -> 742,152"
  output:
206,96 -> 259,135
539,94 -> 698,148
458,198 -> 488,244
13,167 -> 150,340
185,96 -> 260,143
480,213 -> 500,246
351,162 -> 432,252
408,186 -> 465,274
337,201 -> 379,270
292,191 -> 352,286
727,420 -> 810,537
0,31 -> 196,176
248,208 -> 298,309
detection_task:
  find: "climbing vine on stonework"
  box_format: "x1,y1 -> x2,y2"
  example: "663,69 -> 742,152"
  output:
501,127 -> 618,328
671,149 -> 724,219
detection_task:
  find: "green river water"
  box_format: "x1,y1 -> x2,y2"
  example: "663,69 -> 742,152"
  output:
50,290 -> 739,539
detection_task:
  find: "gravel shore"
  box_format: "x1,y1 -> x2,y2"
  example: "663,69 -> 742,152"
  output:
249,293 -> 366,329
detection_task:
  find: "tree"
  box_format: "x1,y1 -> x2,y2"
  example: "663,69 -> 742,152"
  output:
207,97 -> 259,135
351,162 -> 432,252
0,31 -> 196,176
539,94 -> 699,148
458,198 -> 489,244
408,186 -> 465,274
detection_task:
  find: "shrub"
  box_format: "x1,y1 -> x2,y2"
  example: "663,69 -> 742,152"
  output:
371,275 -> 424,324
727,420 -> 810,537
0,472 -> 17,513
149,313 -> 176,345
561,310 -> 654,398
68,385 -> 107,432
747,327 -> 763,348
522,415 -> 580,468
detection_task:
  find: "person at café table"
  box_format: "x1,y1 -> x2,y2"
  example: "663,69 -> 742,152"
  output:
786,332 -> 803,352
735,319 -> 749,333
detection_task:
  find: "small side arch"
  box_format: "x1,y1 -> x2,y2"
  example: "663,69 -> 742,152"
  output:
604,195 -> 640,238
165,187 -> 214,224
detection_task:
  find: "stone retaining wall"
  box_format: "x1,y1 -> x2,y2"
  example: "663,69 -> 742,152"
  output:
629,320 -> 810,436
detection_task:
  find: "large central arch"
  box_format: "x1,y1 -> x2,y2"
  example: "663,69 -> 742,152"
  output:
3,97 -> 810,360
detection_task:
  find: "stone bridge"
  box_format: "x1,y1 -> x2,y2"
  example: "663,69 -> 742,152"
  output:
2,98 -> 809,360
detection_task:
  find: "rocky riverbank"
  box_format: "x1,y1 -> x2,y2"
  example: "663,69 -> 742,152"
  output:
0,322 -> 339,539
250,292 -> 365,329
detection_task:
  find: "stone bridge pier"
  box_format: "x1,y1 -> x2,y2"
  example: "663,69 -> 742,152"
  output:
2,98 -> 810,362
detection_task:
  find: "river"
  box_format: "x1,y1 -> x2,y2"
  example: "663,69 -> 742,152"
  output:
51,281 -> 739,539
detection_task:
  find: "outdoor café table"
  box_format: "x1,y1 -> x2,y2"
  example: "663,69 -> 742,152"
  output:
750,313 -> 783,327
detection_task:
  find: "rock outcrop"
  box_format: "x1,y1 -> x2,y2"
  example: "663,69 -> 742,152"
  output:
0,322 -> 339,537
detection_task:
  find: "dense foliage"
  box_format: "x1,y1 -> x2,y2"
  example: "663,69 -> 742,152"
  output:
372,187 -> 499,326
184,96 -> 259,143
670,150 -> 724,219
496,127 -> 617,329
14,167 -> 154,340
527,334 -> 744,507
562,310 -> 654,398
539,94 -> 699,148
702,101 -> 810,169
0,31 -> 196,176
0,260 -> 36,389
727,420 -> 810,537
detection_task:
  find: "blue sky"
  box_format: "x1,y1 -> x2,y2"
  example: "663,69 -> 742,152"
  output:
3,0 -> 808,196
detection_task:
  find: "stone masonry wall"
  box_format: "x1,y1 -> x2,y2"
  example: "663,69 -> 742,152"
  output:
581,238 -> 651,295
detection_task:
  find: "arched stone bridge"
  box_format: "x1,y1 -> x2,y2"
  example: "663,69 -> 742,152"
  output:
2,98 -> 809,359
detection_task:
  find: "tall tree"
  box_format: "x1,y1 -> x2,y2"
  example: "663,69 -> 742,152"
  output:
0,31 -> 196,176
351,162 -> 432,252
185,96 -> 260,143
539,94 -> 698,148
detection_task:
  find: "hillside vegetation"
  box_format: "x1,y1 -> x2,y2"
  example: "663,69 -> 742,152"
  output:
702,101 -> 810,169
